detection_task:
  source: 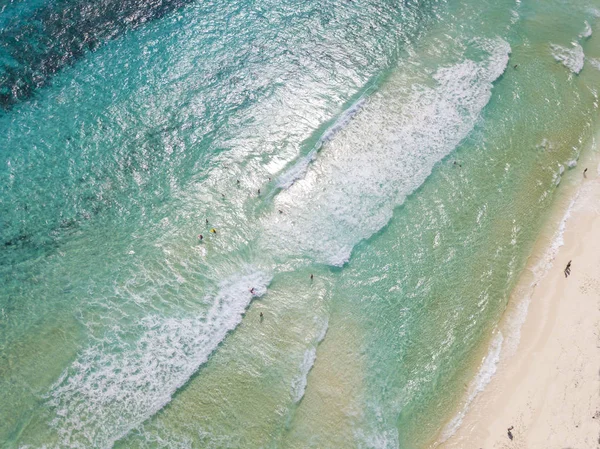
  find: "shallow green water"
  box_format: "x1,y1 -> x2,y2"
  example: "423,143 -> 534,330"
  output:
1,0 -> 599,447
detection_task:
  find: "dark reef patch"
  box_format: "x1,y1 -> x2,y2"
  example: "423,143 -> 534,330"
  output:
0,0 -> 197,110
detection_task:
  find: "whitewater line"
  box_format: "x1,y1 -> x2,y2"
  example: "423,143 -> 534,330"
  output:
274,96 -> 368,191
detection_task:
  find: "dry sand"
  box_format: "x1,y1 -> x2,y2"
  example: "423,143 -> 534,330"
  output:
437,162 -> 600,449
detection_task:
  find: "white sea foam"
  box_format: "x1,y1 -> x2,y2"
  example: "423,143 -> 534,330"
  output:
588,58 -> 600,71
290,347 -> 317,403
439,332 -> 503,442
355,427 -> 400,449
531,195 -> 577,279
354,399 -> 401,449
274,149 -> 318,191
264,39 -> 511,266
290,319 -> 328,403
551,42 -> 585,74
589,7 -> 600,18
275,98 -> 367,190
553,163 -> 565,186
580,21 -> 592,39
537,137 -> 554,150
501,193 -> 578,358
442,188 -> 581,442
47,270 -> 271,448
316,318 -> 329,343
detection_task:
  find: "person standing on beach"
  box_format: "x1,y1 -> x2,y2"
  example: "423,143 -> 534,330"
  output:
564,260 -> 572,278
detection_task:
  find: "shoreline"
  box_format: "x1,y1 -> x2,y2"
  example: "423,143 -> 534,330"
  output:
435,146 -> 600,448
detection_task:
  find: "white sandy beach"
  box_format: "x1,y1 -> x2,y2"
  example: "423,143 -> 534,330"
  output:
438,162 -> 600,449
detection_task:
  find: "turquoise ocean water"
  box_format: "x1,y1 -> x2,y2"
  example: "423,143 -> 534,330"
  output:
1,0 -> 600,447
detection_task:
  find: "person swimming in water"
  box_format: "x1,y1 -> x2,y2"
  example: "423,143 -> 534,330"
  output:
210,228 -> 217,234
198,234 -> 203,241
